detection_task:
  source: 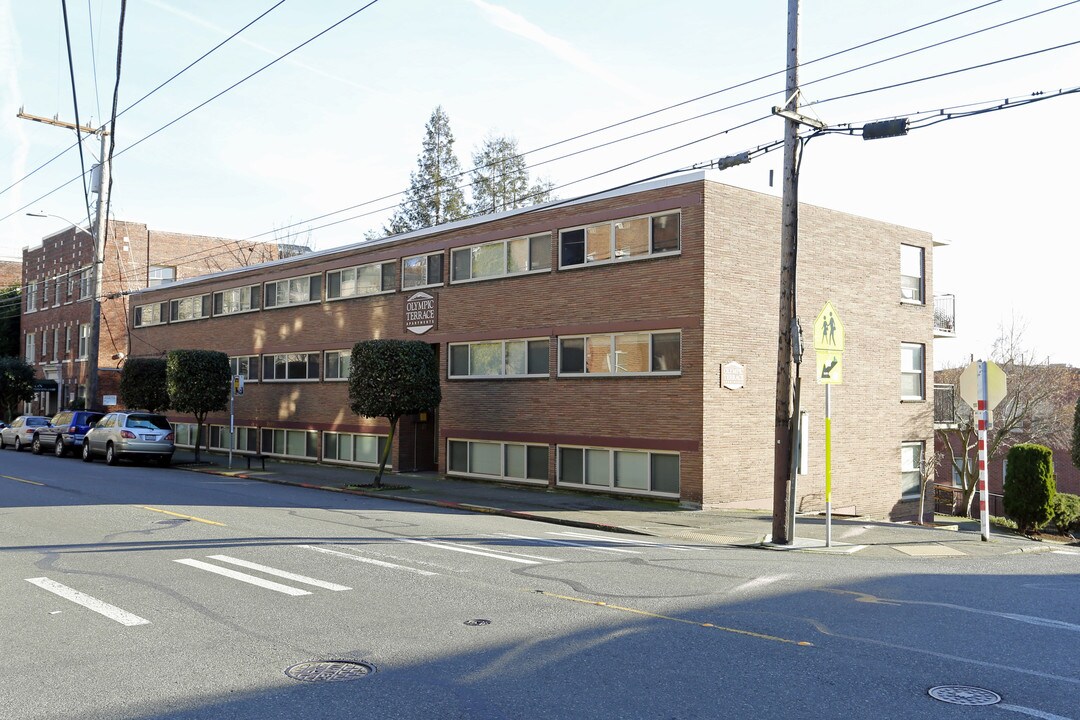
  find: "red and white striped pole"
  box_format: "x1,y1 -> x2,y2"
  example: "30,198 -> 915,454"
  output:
977,360 -> 990,541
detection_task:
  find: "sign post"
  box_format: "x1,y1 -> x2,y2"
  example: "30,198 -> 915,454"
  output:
229,375 -> 244,469
813,301 -> 845,548
958,360 -> 1006,542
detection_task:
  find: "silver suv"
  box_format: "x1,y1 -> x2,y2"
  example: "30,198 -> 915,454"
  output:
82,412 -> 175,466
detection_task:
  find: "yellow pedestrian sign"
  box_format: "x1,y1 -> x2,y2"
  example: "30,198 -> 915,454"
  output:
816,351 -> 843,385
813,301 -> 845,352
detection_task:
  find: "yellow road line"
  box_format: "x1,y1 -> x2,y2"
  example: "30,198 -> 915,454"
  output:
140,506 -> 225,526
1,474 -> 45,486
535,590 -> 813,647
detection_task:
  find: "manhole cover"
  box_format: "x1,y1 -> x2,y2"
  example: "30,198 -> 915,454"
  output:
464,619 -> 491,626
928,686 -> 1001,706
285,660 -> 374,683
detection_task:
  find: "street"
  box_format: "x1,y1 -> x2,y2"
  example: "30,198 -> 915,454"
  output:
1,449 -> 1078,720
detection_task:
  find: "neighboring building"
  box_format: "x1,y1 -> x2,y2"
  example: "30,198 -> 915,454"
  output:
0,258 -> 21,288
20,220 -> 278,415
128,171 -> 951,519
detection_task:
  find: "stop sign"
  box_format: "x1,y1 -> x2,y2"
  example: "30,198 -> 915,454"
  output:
959,360 -> 1007,410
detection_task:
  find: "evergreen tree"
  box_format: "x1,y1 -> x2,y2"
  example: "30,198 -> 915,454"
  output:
1072,396 -> 1080,471
469,134 -> 555,215
385,106 -> 467,234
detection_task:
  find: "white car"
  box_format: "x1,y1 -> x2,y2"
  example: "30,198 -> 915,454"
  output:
0,415 -> 52,452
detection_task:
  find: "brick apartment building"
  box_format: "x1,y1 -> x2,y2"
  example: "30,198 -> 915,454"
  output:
128,171 -> 950,518
20,219 -> 280,415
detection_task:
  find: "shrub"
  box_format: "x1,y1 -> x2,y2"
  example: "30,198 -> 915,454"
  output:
1050,493 -> 1080,535
1002,443 -> 1056,533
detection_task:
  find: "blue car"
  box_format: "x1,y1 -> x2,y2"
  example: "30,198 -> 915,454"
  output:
33,410 -> 105,457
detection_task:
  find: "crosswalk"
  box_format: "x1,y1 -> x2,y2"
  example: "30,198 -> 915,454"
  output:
20,530 -> 707,628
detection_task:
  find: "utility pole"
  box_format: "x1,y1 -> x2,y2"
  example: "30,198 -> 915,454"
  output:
17,110 -> 110,410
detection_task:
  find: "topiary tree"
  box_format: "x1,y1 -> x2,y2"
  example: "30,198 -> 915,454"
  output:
348,339 -> 441,488
1002,443 -> 1056,534
120,357 -> 169,412
1050,493 -> 1080,536
166,349 -> 230,462
0,356 -> 35,421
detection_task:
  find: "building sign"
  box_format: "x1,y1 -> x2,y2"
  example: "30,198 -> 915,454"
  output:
721,361 -> 745,390
102,395 -> 118,406
404,291 -> 437,335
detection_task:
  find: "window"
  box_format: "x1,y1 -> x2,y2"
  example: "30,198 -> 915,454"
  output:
229,355 -> 259,382
133,302 -> 167,327
900,343 -> 925,400
264,274 -> 321,308
78,268 -> 91,300
52,328 -> 58,362
52,276 -> 62,306
148,266 -> 175,288
213,285 -> 260,315
557,446 -> 679,495
447,440 -> 548,483
327,261 -> 396,299
900,244 -> 924,303
450,234 -> 551,283
901,442 -> 924,499
78,324 -> 90,359
173,423 -> 197,447
209,425 -> 258,452
170,294 -> 211,322
559,330 -> 680,376
560,211 -> 680,268
41,331 -> 47,359
262,352 -> 320,381
324,350 -> 352,381
261,428 -> 319,459
324,432 -> 388,467
25,282 -> 37,312
42,278 -> 50,307
448,338 -> 548,378
25,332 -> 35,363
401,252 -> 443,289
65,326 -> 72,355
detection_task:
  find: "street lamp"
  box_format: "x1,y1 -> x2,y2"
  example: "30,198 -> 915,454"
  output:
26,210 -> 103,411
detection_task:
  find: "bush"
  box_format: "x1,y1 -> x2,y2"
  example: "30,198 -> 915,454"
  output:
1002,443 -> 1056,533
1050,493 -> 1080,535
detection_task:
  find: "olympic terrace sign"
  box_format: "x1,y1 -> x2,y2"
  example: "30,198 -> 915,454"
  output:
404,291 -> 438,335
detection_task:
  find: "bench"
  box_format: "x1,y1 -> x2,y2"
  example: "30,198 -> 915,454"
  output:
243,453 -> 266,471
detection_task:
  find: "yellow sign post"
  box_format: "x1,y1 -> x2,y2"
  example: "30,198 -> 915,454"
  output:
813,302 -> 845,547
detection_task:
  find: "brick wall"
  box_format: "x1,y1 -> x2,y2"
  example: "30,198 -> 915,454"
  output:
0,260 -> 20,288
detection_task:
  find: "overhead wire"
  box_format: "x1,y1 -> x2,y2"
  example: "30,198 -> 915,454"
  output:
59,0 -> 96,229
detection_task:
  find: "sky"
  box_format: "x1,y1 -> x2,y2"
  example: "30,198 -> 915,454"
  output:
0,0 -> 1077,369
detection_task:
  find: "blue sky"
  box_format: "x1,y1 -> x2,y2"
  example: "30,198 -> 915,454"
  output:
1,0 -> 1078,368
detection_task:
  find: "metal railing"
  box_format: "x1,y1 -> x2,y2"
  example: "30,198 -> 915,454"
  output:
934,294 -> 956,335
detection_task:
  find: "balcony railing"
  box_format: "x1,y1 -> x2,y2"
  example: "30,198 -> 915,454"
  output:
934,294 -> 956,337
934,384 -> 958,426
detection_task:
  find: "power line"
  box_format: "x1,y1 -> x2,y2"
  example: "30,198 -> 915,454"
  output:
60,0 -> 95,229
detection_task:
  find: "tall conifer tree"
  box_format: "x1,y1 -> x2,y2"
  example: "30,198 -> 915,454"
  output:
385,106 -> 467,234
470,134 -> 554,215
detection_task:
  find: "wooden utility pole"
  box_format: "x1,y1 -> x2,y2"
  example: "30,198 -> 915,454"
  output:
17,110 -> 110,410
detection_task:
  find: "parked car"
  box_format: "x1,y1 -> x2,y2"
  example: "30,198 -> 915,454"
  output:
0,415 -> 52,452
32,410 -> 106,457
82,411 -> 174,466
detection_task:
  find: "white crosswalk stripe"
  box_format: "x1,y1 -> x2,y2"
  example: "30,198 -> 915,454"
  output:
491,532 -> 641,555
206,555 -> 351,591
296,544 -> 439,576
396,538 -> 560,564
26,577 -> 150,626
548,531 -> 706,551
174,558 -> 311,596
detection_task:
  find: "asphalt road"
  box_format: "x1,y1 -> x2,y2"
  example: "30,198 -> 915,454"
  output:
1,448 -> 1078,720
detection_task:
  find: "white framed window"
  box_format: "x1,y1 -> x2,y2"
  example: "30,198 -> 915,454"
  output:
25,281 -> 38,312
133,302 -> 167,328
901,441 -> 924,499
450,234 -> 551,283
557,445 -> 679,496
78,268 -> 91,300
40,330 -> 47,359
401,252 -> 443,289
229,355 -> 259,382
559,211 -> 680,269
169,294 -> 211,322
213,285 -> 260,316
447,439 -> 548,483
324,350 -> 352,381
42,278 -> 50,307
52,276 -> 63,306
65,326 -> 72,355
327,261 -> 396,300
559,330 -> 680,376
448,338 -> 548,378
66,274 -> 76,303
901,343 -> 925,400
262,352 -> 320,381
323,431 -> 389,467
173,423 -> 197,447
25,332 -> 36,363
78,324 -> 90,359
52,328 -> 58,362
261,427 -> 318,459
900,244 -> 924,303
148,266 -> 176,288
264,274 -> 321,308
209,425 -> 258,452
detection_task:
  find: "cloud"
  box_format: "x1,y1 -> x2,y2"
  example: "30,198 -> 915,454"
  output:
468,0 -> 650,102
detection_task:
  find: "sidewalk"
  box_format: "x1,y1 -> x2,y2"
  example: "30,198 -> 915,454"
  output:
171,449 -> 1074,559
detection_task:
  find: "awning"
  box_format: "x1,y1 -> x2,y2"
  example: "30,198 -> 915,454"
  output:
32,379 -> 58,391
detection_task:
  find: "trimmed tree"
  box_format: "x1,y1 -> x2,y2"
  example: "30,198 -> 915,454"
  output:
1002,443 -> 1056,534
0,287 -> 20,358
348,340 -> 441,488
119,358 -> 169,412
0,356 -> 35,421
166,349 -> 230,462
1071,396 -> 1080,472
